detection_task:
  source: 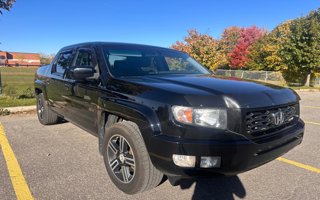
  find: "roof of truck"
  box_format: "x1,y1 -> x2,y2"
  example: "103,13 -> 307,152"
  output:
61,42 -> 176,52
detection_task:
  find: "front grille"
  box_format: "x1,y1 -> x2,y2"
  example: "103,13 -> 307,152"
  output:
245,104 -> 297,137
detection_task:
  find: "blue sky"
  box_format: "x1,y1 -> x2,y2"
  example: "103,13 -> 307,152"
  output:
0,0 -> 319,54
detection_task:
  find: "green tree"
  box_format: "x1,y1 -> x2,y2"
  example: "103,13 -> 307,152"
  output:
247,21 -> 292,71
0,0 -> 16,14
279,9 -> 320,85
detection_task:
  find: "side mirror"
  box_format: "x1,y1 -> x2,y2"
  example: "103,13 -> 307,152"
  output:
69,65 -> 95,80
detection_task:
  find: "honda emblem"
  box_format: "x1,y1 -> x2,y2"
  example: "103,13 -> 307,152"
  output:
272,109 -> 285,126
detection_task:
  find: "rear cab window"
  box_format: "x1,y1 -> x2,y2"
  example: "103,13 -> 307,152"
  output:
52,51 -> 74,77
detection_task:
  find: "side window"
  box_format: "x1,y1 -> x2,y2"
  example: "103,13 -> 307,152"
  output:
75,50 -> 93,67
53,51 -> 73,75
165,57 -> 192,72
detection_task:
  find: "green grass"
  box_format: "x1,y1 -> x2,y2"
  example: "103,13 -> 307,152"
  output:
0,96 -> 36,107
1,67 -> 37,98
0,66 -> 37,72
0,67 -> 37,107
1,67 -> 36,83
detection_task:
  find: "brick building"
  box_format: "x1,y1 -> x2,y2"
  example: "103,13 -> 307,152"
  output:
0,51 -> 41,67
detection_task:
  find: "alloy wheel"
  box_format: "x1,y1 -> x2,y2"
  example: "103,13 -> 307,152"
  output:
107,135 -> 135,183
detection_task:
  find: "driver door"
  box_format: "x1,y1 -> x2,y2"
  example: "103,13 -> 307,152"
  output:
67,48 -> 100,134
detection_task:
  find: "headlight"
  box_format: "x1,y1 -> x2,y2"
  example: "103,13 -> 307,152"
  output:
172,106 -> 227,129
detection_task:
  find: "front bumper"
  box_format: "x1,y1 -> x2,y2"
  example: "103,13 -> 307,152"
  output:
148,119 -> 304,177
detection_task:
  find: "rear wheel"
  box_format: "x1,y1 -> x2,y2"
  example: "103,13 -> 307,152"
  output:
36,93 -> 59,125
102,121 -> 163,194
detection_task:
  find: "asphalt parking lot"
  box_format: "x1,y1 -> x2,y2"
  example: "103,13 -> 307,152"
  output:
0,92 -> 319,200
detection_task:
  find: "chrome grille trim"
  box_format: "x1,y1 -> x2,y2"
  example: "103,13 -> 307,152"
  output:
245,104 -> 297,136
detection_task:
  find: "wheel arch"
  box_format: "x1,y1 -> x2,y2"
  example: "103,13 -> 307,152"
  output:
34,79 -> 48,100
97,98 -> 161,155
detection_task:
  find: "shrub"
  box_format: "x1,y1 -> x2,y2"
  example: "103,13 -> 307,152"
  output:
282,69 -> 308,86
18,87 -> 35,99
0,108 -> 10,116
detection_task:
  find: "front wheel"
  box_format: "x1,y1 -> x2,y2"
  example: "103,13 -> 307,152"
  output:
102,121 -> 163,194
36,93 -> 59,125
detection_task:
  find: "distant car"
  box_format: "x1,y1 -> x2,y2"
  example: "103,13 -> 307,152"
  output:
34,42 -> 304,194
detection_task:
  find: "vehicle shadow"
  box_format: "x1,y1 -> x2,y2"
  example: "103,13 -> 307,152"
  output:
57,118 -> 68,124
177,176 -> 246,200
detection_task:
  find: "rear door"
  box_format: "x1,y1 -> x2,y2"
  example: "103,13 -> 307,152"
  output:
46,50 -> 75,117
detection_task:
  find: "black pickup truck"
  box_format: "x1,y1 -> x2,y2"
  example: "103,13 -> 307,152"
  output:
34,42 -> 304,194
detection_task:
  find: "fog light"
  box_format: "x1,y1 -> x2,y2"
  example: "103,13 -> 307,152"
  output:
200,156 -> 221,168
172,154 -> 196,168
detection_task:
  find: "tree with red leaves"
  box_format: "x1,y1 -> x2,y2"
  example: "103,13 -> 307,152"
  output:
228,26 -> 266,68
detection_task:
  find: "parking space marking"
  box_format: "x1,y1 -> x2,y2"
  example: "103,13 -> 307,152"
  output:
305,121 -> 320,126
0,123 -> 34,200
277,157 -> 320,174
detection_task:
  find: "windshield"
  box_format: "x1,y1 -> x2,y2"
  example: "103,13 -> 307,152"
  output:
103,46 -> 211,77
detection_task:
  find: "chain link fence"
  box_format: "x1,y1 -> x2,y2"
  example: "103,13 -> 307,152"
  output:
215,70 -> 320,87
215,69 -> 288,86
0,66 -> 37,98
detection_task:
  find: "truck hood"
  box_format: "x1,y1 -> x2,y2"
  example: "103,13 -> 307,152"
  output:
121,74 -> 299,109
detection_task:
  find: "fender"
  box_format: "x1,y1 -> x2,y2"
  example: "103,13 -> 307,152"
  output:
97,96 -> 162,154
34,64 -> 52,100
34,79 -> 48,99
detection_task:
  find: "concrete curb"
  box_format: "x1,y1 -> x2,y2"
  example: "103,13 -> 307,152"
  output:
4,105 -> 36,113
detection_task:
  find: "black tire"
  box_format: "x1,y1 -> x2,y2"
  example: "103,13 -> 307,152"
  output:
36,93 -> 59,125
102,121 -> 163,194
